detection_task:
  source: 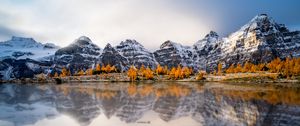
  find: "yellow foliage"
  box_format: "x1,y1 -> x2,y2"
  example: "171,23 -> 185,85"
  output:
182,67 -> 192,78
54,72 -> 59,77
142,67 -> 154,80
226,64 -> 235,73
174,65 -> 183,79
234,63 -> 242,73
96,64 -> 101,71
224,57 -> 300,79
242,61 -> 252,73
127,66 -> 137,81
60,67 -> 69,77
196,72 -> 205,80
86,68 -> 93,75
101,64 -> 117,73
167,66 -> 192,80
168,67 -> 175,79
77,69 -> 85,76
155,64 -> 164,75
139,64 -> 146,75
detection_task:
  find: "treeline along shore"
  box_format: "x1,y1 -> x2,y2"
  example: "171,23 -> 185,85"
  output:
2,57 -> 300,84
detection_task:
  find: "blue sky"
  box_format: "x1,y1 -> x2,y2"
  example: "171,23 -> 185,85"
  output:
0,0 -> 299,50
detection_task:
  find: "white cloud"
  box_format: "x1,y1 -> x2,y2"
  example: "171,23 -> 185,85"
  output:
0,0 -> 215,50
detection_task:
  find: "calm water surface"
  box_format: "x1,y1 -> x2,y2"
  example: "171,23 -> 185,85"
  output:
0,82 -> 300,126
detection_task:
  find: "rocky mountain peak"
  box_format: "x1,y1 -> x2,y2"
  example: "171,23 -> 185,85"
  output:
193,31 -> 219,52
237,13 -> 280,36
205,31 -> 219,39
160,40 -> 176,49
104,43 -> 113,49
72,36 -> 96,47
11,36 -> 35,42
119,39 -> 143,47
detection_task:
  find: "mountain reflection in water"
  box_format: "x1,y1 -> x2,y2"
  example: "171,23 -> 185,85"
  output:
0,82 -> 300,126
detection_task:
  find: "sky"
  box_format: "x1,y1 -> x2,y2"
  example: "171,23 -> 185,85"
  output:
0,0 -> 300,50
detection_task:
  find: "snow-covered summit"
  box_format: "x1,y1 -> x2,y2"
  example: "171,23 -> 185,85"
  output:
0,36 -> 59,61
194,31 -> 219,51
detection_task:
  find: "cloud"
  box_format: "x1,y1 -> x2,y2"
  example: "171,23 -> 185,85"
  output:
0,0 -> 299,51
0,26 -> 22,39
0,0 -> 213,50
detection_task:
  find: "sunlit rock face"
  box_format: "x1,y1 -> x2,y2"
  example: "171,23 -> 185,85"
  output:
203,14 -> 300,71
0,83 -> 300,126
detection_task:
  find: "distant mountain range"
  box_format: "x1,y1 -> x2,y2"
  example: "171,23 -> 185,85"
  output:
1,14 -> 300,80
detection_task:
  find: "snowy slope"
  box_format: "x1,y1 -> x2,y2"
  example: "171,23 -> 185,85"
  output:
0,36 -> 59,61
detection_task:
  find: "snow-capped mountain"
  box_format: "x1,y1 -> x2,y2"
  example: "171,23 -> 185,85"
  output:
205,14 -> 300,71
99,43 -> 129,71
154,40 -> 195,68
0,37 -> 58,80
1,14 -> 300,80
54,36 -> 102,69
0,36 -> 59,61
115,39 -> 157,69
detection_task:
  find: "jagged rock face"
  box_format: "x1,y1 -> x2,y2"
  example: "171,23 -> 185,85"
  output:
99,44 -> 129,71
54,36 -> 101,69
195,14 -> 300,71
193,31 -> 220,70
0,58 -> 52,80
154,41 -> 195,68
220,14 -> 284,65
116,39 -> 157,68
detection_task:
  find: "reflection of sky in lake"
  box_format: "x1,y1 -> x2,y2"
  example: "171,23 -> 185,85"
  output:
0,82 -> 300,126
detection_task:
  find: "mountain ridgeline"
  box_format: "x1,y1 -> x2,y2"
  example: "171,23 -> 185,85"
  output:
1,14 -> 300,80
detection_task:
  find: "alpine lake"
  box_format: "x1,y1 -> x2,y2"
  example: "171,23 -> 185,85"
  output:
0,82 -> 300,126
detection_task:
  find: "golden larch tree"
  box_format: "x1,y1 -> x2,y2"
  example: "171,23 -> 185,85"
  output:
96,64 -> 101,71
127,66 -> 137,81
60,67 -> 68,77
